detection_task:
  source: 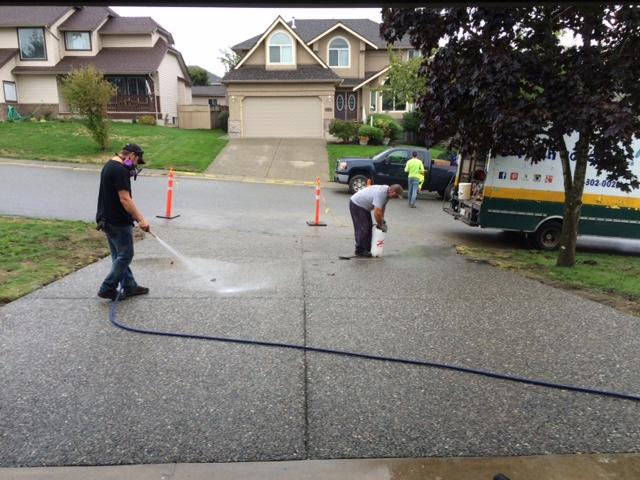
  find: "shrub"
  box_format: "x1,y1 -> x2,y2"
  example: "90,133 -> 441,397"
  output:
60,65 -> 117,150
358,125 -> 384,144
137,115 -> 157,126
329,119 -> 359,143
218,110 -> 229,132
370,113 -> 403,142
402,111 -> 422,133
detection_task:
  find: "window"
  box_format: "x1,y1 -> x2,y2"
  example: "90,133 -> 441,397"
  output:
268,32 -> 293,64
387,150 -> 410,164
408,49 -> 421,60
369,91 -> 377,111
382,91 -> 407,111
347,93 -> 356,111
3,81 -> 17,102
105,76 -> 149,96
65,31 -> 91,51
328,37 -> 349,67
336,95 -> 344,112
18,28 -> 46,60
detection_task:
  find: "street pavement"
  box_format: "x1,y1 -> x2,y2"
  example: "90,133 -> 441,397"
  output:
1,161 -> 640,473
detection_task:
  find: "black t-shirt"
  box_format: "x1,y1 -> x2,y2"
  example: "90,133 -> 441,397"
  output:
96,159 -> 134,226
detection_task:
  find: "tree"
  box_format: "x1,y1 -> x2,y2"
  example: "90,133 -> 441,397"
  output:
218,48 -> 241,73
60,65 -> 116,150
375,48 -> 427,109
188,66 -> 210,86
381,6 -> 640,267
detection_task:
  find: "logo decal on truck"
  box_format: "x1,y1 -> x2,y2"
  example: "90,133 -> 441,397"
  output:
545,175 -> 553,183
498,171 -> 507,179
510,172 -> 519,180
534,174 -> 542,182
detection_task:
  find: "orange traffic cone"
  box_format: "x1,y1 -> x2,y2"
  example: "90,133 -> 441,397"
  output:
156,168 -> 180,219
306,176 -> 327,226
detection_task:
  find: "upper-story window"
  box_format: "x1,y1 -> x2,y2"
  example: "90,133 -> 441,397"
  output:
18,27 -> 46,60
65,31 -> 91,51
268,31 -> 294,64
328,37 -> 349,67
407,49 -> 421,60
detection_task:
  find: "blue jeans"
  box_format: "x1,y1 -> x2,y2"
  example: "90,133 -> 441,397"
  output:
98,223 -> 138,295
408,178 -> 420,206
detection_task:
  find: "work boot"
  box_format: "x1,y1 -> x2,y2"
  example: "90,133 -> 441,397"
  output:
98,289 -> 119,301
355,252 -> 372,258
125,286 -> 149,297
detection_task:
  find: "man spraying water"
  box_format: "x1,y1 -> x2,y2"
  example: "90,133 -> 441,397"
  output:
96,143 -> 151,301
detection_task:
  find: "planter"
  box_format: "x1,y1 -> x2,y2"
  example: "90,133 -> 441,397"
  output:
383,137 -> 390,145
359,136 -> 369,146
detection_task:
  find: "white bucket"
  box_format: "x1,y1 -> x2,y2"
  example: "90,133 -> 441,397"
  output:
371,225 -> 386,257
458,182 -> 472,200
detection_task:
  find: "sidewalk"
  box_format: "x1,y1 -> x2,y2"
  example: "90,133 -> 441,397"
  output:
2,453 -> 639,479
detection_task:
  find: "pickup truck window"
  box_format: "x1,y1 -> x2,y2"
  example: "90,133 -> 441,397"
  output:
388,150 -> 410,164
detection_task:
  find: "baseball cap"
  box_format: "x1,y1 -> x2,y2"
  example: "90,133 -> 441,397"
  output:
123,143 -> 145,164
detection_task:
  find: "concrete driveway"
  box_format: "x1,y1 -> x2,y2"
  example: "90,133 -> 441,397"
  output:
206,138 -> 328,183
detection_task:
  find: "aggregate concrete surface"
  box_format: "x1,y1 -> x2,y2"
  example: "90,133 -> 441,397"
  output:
1,162 -> 639,470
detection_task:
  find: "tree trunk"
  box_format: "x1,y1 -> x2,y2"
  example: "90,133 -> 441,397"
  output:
556,133 -> 589,267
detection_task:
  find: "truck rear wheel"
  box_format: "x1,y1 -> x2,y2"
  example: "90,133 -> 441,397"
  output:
529,220 -> 562,251
348,174 -> 369,193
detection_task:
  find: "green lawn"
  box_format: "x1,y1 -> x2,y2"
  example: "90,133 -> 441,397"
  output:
327,143 -> 453,179
457,245 -> 640,316
0,120 -> 227,172
0,216 -> 110,305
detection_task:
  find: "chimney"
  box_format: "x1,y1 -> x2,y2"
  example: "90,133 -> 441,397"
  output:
291,16 -> 296,29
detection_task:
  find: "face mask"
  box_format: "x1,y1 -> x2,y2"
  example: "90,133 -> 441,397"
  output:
123,157 -> 142,180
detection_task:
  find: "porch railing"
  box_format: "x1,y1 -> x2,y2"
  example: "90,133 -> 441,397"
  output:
107,95 -> 158,113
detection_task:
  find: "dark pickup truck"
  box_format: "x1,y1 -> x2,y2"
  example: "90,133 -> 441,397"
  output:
334,146 -> 457,196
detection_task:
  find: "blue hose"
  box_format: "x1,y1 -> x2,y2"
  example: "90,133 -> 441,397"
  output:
108,295 -> 640,403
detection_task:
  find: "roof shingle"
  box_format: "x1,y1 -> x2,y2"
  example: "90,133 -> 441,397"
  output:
0,6 -> 73,27
99,16 -> 174,44
59,7 -> 117,31
232,18 -> 413,51
222,65 -> 342,83
0,49 -> 18,69
12,39 -> 169,75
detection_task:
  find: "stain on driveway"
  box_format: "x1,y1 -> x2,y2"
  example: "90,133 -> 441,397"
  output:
207,138 -> 329,182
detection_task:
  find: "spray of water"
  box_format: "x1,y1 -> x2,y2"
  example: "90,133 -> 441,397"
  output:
149,233 -> 267,294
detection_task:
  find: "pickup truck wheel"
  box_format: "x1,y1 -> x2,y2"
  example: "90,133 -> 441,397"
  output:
442,183 -> 454,201
529,220 -> 562,251
349,174 -> 369,193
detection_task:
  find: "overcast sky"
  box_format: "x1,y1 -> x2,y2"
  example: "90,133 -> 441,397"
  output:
110,7 -> 384,78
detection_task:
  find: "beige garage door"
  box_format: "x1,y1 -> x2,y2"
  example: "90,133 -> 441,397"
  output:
243,96 -> 322,138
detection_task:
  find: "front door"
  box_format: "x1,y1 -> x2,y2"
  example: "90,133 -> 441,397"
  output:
335,91 -> 358,121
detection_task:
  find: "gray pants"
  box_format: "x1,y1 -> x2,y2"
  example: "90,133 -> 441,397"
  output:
349,201 -> 372,255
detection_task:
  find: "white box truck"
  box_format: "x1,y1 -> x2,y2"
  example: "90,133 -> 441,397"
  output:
445,133 -> 640,249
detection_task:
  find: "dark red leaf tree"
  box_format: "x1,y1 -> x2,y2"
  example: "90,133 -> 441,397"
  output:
381,6 -> 640,266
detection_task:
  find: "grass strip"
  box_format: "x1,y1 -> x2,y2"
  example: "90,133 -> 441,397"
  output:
0,216 -> 109,305
0,120 -> 227,172
457,244 -> 640,317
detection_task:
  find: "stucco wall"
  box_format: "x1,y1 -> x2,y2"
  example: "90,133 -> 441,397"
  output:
315,27 -> 363,79
0,28 -> 18,48
365,50 -> 393,72
100,34 -> 153,48
13,75 -> 59,103
225,82 -> 335,137
0,56 -> 17,102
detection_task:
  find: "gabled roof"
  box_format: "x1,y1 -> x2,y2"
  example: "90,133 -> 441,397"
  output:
234,16 -> 329,70
59,7 -> 118,31
12,39 -> 170,75
99,16 -> 175,45
232,18 -> 413,52
0,49 -> 18,69
0,6 -> 73,27
351,67 -> 390,91
222,65 -> 341,83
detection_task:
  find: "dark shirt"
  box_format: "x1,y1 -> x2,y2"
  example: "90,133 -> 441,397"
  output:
96,159 -> 134,226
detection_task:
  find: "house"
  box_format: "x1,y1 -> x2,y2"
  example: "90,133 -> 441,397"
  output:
0,6 -> 192,125
222,16 -> 415,138
191,71 -> 227,107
